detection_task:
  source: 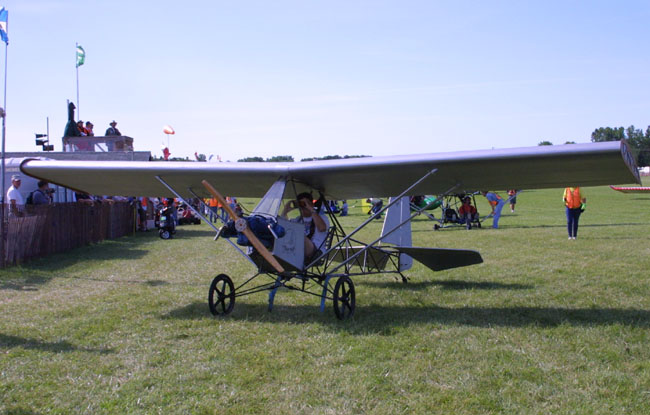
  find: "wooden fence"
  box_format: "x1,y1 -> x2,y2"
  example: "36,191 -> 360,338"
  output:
1,201 -> 136,267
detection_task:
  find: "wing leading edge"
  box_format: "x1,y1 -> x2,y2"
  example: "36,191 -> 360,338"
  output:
20,141 -> 640,199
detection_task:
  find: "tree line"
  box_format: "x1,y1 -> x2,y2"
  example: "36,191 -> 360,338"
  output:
538,125 -> 650,166
237,155 -> 370,162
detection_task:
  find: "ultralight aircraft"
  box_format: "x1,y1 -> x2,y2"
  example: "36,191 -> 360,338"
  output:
20,141 -> 640,319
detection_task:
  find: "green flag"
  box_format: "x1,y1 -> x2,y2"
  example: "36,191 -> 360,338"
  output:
76,45 -> 85,67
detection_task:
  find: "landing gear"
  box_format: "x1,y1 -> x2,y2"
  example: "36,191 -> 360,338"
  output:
159,229 -> 171,239
208,274 -> 235,316
333,276 -> 355,320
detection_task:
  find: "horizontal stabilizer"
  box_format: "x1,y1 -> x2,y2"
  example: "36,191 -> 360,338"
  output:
395,247 -> 483,272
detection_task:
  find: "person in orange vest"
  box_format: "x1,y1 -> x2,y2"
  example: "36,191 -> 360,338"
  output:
563,187 -> 586,240
481,191 -> 505,228
208,197 -> 219,223
458,196 -> 478,230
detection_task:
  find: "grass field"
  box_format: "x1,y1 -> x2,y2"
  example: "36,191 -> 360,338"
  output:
1,184 -> 650,414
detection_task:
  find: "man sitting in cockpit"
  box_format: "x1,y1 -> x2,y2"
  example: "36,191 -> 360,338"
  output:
281,192 -> 330,262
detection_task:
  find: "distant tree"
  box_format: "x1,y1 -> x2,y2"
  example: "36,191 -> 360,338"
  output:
195,153 -> 207,162
300,154 -> 371,161
266,155 -> 294,162
591,125 -> 650,166
238,156 -> 264,162
591,127 -> 625,142
564,141 -> 576,144
538,141 -> 553,146
150,156 -> 190,162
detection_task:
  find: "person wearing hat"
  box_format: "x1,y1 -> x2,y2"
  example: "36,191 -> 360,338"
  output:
105,120 -> 121,151
6,174 -> 24,217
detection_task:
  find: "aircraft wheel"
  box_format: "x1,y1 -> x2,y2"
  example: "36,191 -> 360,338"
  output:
208,274 -> 235,316
159,229 -> 171,239
477,221 -> 482,229
433,224 -> 440,231
333,276 -> 355,320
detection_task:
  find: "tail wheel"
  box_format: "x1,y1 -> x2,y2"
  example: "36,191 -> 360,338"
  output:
159,229 -> 171,239
208,274 -> 235,316
333,276 -> 355,320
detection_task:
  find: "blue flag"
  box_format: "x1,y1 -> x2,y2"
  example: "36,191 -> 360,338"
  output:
0,8 -> 7,44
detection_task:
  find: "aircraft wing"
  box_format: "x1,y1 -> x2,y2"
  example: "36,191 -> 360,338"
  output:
610,185 -> 650,193
20,140 -> 640,199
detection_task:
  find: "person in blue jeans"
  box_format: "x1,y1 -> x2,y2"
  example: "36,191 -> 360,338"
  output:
482,191 -> 505,228
563,187 -> 586,240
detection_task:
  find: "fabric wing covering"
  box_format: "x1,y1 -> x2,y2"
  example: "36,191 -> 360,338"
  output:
20,141 -> 640,200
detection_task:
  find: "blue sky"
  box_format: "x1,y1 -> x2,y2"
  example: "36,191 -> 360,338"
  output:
1,1 -> 649,161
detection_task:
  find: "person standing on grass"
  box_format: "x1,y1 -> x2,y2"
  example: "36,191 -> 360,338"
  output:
508,189 -> 518,212
6,174 -> 24,217
563,187 -> 586,240
481,191 -> 505,229
32,181 -> 53,205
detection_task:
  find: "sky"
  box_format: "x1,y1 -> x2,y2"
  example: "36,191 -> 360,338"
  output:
0,1 -> 649,161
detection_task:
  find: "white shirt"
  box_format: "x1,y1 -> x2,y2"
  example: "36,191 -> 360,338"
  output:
291,212 -> 330,250
6,185 -> 24,206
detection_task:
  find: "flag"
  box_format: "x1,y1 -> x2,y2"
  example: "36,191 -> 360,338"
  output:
0,8 -> 8,44
76,45 -> 85,67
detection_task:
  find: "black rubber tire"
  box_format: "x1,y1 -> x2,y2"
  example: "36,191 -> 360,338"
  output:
208,274 -> 235,316
159,229 -> 171,239
333,276 -> 355,320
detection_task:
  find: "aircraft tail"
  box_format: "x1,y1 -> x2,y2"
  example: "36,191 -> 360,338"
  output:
381,196 -> 413,272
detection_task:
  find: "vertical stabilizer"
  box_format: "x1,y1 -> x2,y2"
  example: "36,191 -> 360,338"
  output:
381,196 -> 413,271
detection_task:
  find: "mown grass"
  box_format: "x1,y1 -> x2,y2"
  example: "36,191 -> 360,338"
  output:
1,183 -> 650,414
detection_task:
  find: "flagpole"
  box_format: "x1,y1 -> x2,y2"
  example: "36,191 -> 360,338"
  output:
0,11 -> 8,267
75,42 -> 80,119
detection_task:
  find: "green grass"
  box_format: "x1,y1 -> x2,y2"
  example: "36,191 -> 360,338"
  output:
1,183 -> 650,414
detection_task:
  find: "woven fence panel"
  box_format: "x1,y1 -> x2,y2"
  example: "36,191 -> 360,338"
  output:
1,201 -> 135,267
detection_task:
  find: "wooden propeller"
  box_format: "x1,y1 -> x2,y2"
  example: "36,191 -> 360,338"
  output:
202,180 -> 285,274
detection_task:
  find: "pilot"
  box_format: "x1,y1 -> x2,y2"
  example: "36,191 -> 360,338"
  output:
281,192 -> 330,262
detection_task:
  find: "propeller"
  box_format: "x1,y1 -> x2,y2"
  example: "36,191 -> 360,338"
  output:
202,180 -> 285,274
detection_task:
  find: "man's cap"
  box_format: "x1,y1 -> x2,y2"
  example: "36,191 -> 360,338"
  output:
11,174 -> 21,181
110,120 -> 117,125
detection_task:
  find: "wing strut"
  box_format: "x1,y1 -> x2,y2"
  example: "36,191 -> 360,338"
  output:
305,168 -> 447,270
325,181 -> 461,275
201,180 -> 285,274
155,175 -> 257,268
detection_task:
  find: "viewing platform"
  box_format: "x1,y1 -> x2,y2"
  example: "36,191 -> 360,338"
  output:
62,135 -> 135,153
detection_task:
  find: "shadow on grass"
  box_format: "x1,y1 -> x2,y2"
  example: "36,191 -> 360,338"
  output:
503,222 -> 649,230
168,229 -> 218,239
363,279 -> 532,291
0,333 -> 114,354
0,274 -> 169,291
163,301 -> 650,330
0,274 -> 48,291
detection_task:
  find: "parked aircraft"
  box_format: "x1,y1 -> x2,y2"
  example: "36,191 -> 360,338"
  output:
20,141 -> 640,319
